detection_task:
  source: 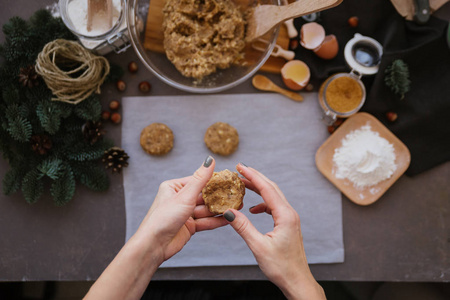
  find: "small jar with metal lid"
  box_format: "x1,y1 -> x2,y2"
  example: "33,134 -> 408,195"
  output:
59,0 -> 131,55
319,33 -> 383,125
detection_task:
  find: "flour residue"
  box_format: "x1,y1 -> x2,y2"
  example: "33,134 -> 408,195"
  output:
333,125 -> 397,189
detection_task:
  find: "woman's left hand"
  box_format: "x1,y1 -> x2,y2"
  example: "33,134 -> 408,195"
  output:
135,155 -> 227,263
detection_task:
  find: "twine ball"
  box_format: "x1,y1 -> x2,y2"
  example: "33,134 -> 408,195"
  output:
35,39 -> 110,104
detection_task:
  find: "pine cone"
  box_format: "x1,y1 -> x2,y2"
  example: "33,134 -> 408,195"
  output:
18,65 -> 40,88
82,121 -> 106,145
102,147 -> 129,173
31,134 -> 52,155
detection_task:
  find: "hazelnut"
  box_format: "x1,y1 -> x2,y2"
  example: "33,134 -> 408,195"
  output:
386,112 -> 398,122
139,81 -> 152,93
128,61 -> 138,73
334,118 -> 344,127
101,111 -> 111,121
289,39 -> 299,50
110,112 -> 122,124
109,100 -> 120,111
305,83 -> 314,92
348,16 -> 359,28
116,80 -> 126,92
327,125 -> 336,134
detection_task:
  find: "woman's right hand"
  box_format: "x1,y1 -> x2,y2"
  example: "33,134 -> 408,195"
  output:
224,163 -> 326,300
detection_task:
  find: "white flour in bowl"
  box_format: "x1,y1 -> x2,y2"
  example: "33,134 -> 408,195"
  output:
333,125 -> 397,188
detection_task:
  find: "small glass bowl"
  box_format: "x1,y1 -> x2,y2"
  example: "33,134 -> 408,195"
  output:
318,72 -> 366,125
126,0 -> 280,93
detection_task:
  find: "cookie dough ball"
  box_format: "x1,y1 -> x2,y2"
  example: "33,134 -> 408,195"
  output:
204,122 -> 239,156
202,169 -> 245,214
140,123 -> 174,155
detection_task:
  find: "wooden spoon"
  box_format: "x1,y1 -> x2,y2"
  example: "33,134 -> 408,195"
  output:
246,0 -> 343,42
252,75 -> 303,102
87,0 -> 113,33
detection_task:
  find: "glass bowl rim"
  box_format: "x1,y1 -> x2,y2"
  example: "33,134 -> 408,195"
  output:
126,0 -> 280,94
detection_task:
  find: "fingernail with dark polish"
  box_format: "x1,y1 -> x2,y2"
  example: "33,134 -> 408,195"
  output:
239,162 -> 248,167
203,155 -> 213,167
224,210 -> 235,222
249,205 -> 256,211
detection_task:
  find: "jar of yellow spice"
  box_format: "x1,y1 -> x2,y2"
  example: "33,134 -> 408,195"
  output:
319,34 -> 383,124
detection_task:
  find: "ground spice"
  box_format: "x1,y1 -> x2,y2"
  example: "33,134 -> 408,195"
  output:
325,76 -> 363,113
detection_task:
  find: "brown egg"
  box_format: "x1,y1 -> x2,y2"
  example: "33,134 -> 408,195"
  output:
313,34 -> 339,60
281,60 -> 311,91
300,22 -> 325,50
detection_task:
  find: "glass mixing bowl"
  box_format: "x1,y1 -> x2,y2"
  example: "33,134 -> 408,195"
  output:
127,0 -> 280,93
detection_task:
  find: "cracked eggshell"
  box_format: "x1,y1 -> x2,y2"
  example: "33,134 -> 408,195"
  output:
300,22 -> 326,50
313,34 -> 339,60
281,60 -> 311,91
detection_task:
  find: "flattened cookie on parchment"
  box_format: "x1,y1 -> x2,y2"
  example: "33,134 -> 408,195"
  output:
204,122 -> 239,156
202,169 -> 245,214
140,123 -> 174,155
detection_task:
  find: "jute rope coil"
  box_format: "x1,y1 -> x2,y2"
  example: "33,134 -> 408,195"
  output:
35,39 -> 110,105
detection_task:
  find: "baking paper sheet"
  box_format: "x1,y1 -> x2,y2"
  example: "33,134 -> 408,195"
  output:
122,93 -> 344,267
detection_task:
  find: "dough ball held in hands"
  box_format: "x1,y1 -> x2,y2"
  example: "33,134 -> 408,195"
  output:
202,169 -> 245,214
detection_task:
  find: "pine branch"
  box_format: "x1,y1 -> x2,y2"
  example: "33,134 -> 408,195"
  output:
73,95 -> 102,121
21,169 -> 43,204
36,100 -> 62,135
385,59 -> 411,100
66,138 -> 113,161
1,86 -> 20,106
7,117 -> 32,142
3,167 -> 23,195
37,157 -> 63,180
51,166 -> 76,206
71,162 -> 110,191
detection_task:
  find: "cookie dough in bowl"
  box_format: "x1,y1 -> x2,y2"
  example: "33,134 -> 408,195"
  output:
202,169 -> 245,214
162,0 -> 246,80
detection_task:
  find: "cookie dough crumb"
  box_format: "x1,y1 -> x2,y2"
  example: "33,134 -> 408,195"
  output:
202,169 -> 245,214
204,122 -> 239,156
140,123 -> 174,155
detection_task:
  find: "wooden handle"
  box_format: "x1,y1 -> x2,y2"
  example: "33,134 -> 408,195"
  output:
272,84 -> 304,102
278,0 -> 342,22
247,0 -> 342,41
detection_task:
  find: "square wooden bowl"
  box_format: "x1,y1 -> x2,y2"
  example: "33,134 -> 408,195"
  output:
315,112 -> 411,206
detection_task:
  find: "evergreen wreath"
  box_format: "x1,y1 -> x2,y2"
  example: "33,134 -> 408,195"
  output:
0,10 -> 124,206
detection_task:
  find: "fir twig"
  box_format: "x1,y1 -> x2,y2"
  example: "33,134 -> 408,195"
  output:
385,59 -> 411,100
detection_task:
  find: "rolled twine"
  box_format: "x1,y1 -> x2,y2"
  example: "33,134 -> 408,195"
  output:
35,39 -> 110,104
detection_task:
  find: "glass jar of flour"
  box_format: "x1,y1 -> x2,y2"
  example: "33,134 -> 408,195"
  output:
59,0 -> 131,55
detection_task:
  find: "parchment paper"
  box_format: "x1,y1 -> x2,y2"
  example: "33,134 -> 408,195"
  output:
122,93 -> 344,267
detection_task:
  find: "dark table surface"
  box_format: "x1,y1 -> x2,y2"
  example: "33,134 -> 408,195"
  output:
1,0 -> 449,282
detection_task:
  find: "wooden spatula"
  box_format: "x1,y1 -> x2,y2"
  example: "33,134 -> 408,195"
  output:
87,0 -> 113,33
246,0 -> 343,42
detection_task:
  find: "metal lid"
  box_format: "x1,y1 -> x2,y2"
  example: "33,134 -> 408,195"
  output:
344,33 -> 383,76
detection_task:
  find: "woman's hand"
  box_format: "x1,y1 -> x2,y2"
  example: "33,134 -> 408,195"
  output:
84,156 -> 227,300
224,163 -> 326,300
136,155 -> 228,264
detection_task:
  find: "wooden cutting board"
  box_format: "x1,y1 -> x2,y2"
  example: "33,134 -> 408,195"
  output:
143,0 -> 291,74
